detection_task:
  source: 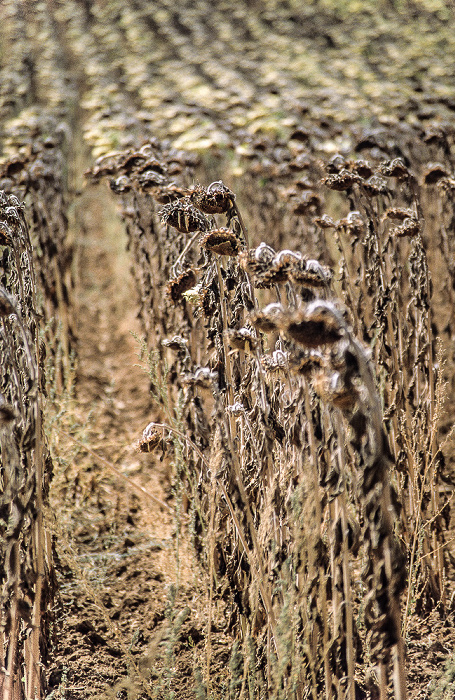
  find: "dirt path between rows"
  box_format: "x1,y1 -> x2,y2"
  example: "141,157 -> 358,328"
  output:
45,168 -> 222,698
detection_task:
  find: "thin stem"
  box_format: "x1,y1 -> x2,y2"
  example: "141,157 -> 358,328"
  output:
171,230 -> 201,276
233,201 -> 250,250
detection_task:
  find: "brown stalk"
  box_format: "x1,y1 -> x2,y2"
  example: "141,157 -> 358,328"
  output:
332,411 -> 356,700
28,240 -> 45,700
206,434 -> 220,695
4,542 -> 20,700
232,200 -> 250,250
302,381 -> 332,700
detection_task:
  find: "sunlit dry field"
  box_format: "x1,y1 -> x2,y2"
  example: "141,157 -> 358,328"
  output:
2,2 -> 455,699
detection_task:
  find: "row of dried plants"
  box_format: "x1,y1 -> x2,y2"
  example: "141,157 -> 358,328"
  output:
0,5 -> 75,691
90,122 -> 455,699
0,192 -> 56,700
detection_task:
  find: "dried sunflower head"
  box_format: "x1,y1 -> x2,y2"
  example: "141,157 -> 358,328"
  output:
160,198 -> 210,233
226,327 -> 258,353
423,162 -> 450,185
121,151 -> 148,173
109,175 -> 132,194
382,207 -> 415,222
183,367 -> 218,389
313,214 -> 335,229
88,152 -> 123,182
152,185 -> 188,204
437,177 -> 455,193
256,252 -> 298,287
325,154 -> 347,174
137,169 -> 167,190
243,248 -> 303,288
201,228 -> 241,256
350,159 -> 374,179
0,154 -> 28,179
1,206 -> 21,229
137,423 -> 168,453
162,336 -> 189,352
137,155 -> 167,174
377,158 -> 409,179
322,169 -> 363,191
291,259 -> 332,288
239,242 -> 276,277
0,222 -> 13,246
336,211 -> 365,237
190,181 -> 235,214
288,350 -> 323,376
391,217 -> 420,238
200,287 -> 218,318
422,126 -> 447,145
0,290 -> 16,317
6,194 -> 24,210
312,369 -> 358,411
138,430 -> 162,453
361,176 -> 389,196
0,393 -> 15,425
292,191 -> 322,216
250,303 -> 285,333
166,269 -> 197,304
261,349 -> 290,374
226,402 -> 245,416
284,315 -> 341,348
253,242 -> 276,263
280,301 -> 343,348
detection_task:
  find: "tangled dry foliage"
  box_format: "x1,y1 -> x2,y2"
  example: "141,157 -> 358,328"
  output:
2,0 -> 455,699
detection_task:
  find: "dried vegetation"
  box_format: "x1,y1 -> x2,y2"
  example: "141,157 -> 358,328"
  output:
1,0 -> 455,699
91,122 -> 455,699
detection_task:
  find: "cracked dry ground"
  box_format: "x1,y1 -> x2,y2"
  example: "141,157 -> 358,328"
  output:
46,184 -> 230,699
